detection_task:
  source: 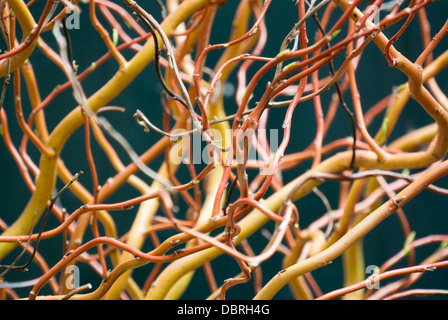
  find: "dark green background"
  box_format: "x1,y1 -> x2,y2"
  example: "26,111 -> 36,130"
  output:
1,0 -> 447,299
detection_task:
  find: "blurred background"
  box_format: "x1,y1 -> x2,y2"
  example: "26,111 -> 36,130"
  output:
0,0 -> 447,299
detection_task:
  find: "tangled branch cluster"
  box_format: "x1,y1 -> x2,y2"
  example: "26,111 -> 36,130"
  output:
0,0 -> 447,300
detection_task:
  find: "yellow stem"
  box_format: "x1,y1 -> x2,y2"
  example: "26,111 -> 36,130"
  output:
0,0 -> 36,76
0,0 -> 208,262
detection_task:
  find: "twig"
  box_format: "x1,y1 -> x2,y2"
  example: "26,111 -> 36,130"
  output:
0,172 -> 83,272
58,283 -> 92,300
